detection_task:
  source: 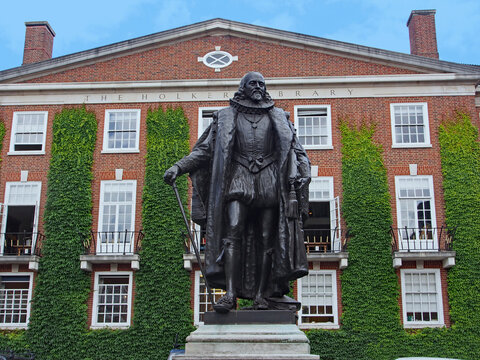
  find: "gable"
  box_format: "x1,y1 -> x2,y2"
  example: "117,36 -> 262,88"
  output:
21,35 -> 422,84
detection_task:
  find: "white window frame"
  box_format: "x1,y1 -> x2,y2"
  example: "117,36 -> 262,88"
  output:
294,105 -> 332,150
91,271 -> 133,329
1,182 -> 42,255
97,180 -> 137,254
0,272 -> 33,329
102,109 -> 141,153
194,270 -> 226,326
297,270 -> 339,329
395,176 -> 437,251
9,111 -> 48,155
401,269 -> 444,328
390,103 -> 431,148
198,107 -> 222,139
307,177 -> 341,251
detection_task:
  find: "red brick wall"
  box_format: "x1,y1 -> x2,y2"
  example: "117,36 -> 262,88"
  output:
2,94 -> 477,327
25,36 -> 419,84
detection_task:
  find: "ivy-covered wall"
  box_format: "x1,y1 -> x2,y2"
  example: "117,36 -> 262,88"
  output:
130,106 -> 193,359
27,107 -> 97,359
438,112 -> 480,358
0,107 -> 479,359
308,115 -> 480,360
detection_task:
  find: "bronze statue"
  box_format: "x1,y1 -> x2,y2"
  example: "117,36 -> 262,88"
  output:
164,72 -> 310,313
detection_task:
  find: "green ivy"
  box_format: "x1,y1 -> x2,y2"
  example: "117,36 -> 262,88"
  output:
439,112 -> 480,356
131,106 -> 193,359
307,116 -> 480,359
26,107 -> 97,359
0,121 -> 5,159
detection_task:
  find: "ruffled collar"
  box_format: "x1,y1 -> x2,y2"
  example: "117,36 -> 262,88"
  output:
230,98 -> 274,114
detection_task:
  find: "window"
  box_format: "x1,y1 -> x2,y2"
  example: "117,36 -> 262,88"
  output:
304,177 -> 341,253
102,110 -> 140,152
98,181 -> 136,254
391,103 -> 430,147
401,269 -> 444,327
0,274 -> 33,328
297,270 -> 338,328
294,105 -> 332,149
92,272 -> 132,328
198,107 -> 222,139
1,182 -> 41,256
9,112 -> 48,154
194,271 -> 226,325
395,176 -> 437,251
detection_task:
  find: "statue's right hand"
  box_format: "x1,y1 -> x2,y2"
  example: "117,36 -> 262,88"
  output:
163,165 -> 180,185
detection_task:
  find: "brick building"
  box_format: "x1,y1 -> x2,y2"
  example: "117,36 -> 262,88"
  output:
0,9 -> 479,331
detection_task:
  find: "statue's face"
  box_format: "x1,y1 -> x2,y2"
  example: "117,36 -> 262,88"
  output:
243,73 -> 266,102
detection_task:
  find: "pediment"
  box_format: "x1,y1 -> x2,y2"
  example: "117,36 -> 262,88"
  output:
1,18 -> 479,83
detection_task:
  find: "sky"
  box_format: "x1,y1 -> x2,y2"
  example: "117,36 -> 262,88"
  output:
0,0 -> 479,72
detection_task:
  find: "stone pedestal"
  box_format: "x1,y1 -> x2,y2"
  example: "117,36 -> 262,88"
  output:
172,311 -> 319,360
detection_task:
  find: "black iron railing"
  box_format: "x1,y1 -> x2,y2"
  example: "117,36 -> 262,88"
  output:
184,228 -> 348,254
1,232 -> 44,256
304,228 -> 348,254
84,230 -> 143,255
390,226 -> 455,252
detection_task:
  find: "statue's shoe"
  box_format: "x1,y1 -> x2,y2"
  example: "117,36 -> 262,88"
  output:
253,297 -> 269,310
213,294 -> 236,313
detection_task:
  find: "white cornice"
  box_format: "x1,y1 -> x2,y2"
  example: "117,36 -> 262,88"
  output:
0,73 -> 478,93
0,74 -> 476,106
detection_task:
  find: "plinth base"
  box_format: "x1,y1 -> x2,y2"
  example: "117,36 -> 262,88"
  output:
172,316 -> 319,360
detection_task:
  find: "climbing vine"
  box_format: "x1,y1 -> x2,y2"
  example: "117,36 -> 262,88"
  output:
307,116 -> 480,359
26,107 -> 97,359
131,106 -> 193,359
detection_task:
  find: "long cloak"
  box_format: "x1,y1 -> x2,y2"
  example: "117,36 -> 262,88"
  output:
178,105 -> 310,299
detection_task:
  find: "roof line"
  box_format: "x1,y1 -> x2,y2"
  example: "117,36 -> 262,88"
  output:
1,18 -> 479,82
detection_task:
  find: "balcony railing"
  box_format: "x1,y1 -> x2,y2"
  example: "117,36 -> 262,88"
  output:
1,232 -> 44,256
184,228 -> 348,255
84,230 -> 143,255
304,228 -> 348,254
391,226 -> 454,252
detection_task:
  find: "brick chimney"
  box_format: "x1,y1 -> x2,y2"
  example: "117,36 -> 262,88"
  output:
23,21 -> 55,65
407,10 -> 439,59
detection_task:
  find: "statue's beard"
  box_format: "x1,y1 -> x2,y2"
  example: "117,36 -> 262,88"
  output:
233,88 -> 272,103
249,89 -> 265,102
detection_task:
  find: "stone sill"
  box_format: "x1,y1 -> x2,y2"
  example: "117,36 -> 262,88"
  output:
80,254 -> 140,271
392,251 -> 456,268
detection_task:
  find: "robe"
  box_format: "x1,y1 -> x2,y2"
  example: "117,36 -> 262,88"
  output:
177,104 -> 310,299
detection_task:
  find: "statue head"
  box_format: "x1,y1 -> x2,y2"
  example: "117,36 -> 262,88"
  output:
233,72 -> 272,103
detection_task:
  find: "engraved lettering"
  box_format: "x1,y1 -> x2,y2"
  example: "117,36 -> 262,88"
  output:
177,93 -> 181,99
278,91 -> 283,97
208,93 -> 212,99
142,94 -> 148,100
224,92 -> 229,98
296,91 -> 301,97
101,95 -> 107,101
347,89 -> 353,95
118,95 -> 123,101
330,90 -> 336,96
191,93 -> 197,99
83,96 -> 89,102
312,90 -> 319,97
159,94 -> 166,100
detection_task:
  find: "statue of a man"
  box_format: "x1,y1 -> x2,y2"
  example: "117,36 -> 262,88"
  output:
164,72 -> 310,313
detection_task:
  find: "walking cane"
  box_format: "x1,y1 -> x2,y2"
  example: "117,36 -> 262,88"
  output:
172,182 -> 215,308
